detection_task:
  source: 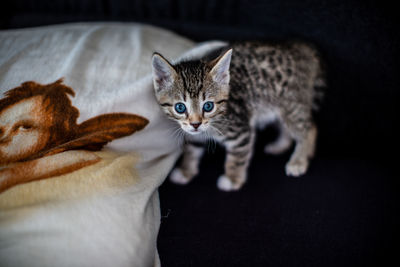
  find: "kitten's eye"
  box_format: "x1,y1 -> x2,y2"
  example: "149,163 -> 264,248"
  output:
203,101 -> 214,112
174,102 -> 186,114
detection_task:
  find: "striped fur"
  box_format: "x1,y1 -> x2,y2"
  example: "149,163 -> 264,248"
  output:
152,41 -> 325,191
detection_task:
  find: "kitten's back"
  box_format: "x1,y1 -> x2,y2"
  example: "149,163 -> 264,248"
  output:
227,41 -> 325,111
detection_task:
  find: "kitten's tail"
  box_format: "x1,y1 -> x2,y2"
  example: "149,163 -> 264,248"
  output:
293,41 -> 326,111
312,56 -> 326,111
314,44 -> 327,86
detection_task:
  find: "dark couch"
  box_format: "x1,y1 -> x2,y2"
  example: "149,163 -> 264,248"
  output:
2,1 -> 398,266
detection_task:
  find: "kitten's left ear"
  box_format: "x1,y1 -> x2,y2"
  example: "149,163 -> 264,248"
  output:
152,53 -> 177,92
209,49 -> 232,85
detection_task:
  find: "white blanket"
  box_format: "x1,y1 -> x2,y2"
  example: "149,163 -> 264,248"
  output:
0,22 -> 226,267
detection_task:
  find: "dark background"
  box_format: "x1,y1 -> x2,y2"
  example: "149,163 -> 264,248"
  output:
1,1 -> 398,266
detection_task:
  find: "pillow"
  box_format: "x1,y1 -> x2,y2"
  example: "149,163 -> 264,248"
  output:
0,22 -> 226,267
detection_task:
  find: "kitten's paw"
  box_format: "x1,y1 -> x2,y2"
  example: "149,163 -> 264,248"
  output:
217,175 -> 243,191
170,168 -> 191,185
285,159 -> 308,177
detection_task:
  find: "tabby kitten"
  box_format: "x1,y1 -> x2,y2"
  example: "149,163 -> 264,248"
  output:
152,42 -> 324,191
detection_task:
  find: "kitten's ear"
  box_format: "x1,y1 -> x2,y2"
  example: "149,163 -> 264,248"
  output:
152,53 -> 177,92
209,49 -> 232,85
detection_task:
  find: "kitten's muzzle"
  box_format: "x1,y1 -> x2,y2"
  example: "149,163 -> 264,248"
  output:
190,122 -> 202,129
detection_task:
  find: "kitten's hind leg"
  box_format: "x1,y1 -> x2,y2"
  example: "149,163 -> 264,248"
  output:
217,128 -> 255,191
280,103 -> 317,177
264,123 -> 293,155
170,143 -> 204,185
285,122 -> 317,177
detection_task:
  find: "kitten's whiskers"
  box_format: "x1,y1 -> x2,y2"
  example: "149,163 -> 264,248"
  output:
169,125 -> 185,148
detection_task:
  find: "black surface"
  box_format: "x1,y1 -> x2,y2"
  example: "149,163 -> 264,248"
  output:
1,1 -> 399,266
159,133 -> 398,266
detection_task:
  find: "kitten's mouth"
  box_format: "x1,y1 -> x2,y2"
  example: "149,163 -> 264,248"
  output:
187,129 -> 202,135
184,128 -> 204,135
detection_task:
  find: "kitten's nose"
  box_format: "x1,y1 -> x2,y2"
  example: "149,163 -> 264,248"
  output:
190,122 -> 202,129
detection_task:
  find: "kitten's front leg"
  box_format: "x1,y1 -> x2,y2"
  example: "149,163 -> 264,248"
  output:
217,129 -> 255,191
170,143 -> 205,185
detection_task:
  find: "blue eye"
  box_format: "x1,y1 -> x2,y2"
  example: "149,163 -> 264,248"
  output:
203,101 -> 214,112
175,102 -> 186,114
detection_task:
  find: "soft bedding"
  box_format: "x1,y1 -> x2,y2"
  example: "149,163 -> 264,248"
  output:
0,22 -> 225,267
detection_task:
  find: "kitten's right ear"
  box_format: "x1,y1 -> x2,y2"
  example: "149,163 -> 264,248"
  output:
152,53 -> 177,92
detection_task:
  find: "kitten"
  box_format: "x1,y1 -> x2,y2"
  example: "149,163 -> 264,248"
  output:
152,41 -> 325,191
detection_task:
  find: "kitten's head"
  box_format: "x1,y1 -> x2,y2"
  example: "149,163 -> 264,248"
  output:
151,49 -> 232,135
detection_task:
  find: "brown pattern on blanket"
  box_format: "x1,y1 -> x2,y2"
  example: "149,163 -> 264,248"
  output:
0,79 -> 148,193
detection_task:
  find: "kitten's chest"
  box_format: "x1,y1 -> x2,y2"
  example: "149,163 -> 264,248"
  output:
185,129 -> 225,145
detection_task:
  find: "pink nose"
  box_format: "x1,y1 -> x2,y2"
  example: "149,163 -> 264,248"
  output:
190,122 -> 201,129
